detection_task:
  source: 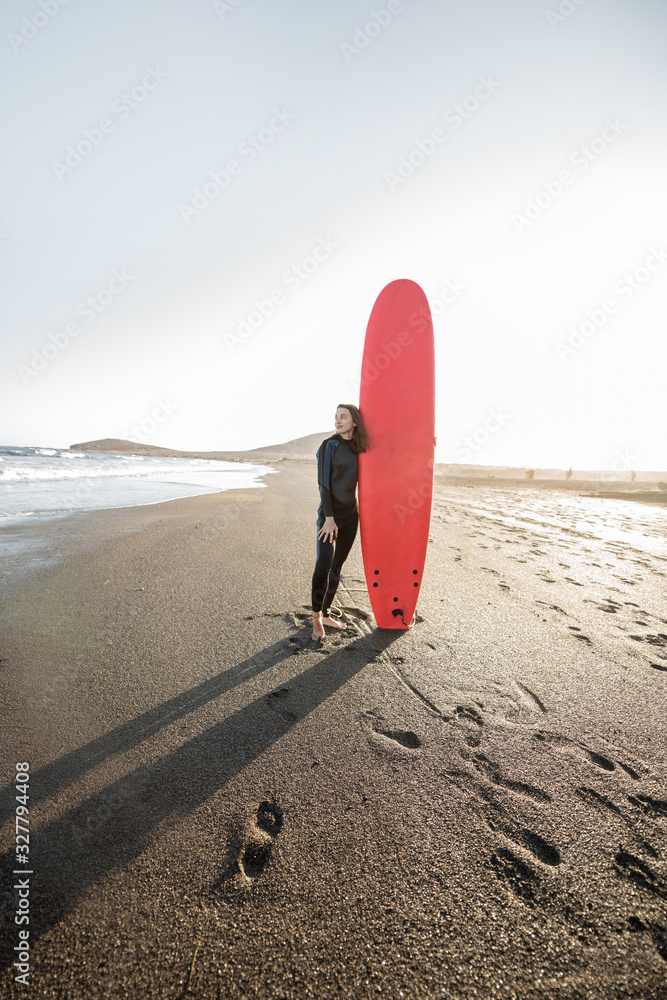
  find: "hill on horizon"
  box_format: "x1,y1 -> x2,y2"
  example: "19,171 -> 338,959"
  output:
67,436 -> 666,481
68,432 -> 332,460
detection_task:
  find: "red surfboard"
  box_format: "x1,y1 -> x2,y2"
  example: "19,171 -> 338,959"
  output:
358,279 -> 435,629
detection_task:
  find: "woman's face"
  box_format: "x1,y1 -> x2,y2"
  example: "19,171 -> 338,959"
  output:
335,408 -> 356,436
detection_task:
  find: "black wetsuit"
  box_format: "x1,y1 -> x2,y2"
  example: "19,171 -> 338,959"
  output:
311,435 -> 359,615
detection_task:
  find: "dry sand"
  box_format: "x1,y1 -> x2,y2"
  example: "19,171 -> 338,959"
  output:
1,463 -> 666,999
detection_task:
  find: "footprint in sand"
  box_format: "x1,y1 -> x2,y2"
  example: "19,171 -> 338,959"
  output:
237,801 -> 284,880
377,729 -> 422,749
617,761 -> 641,780
586,749 -> 615,771
472,753 -> 551,804
364,712 -> 423,751
568,626 -> 593,644
614,849 -> 667,901
535,600 -> 569,615
265,687 -> 297,722
575,787 -> 661,858
487,818 -> 561,867
628,794 -> 667,820
532,730 -> 636,776
489,848 -> 541,903
583,598 -> 620,615
628,633 -> 667,650
628,917 -> 667,962
576,786 -> 624,816
455,704 -> 484,727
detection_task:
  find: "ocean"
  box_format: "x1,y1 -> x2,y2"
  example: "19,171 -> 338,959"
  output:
0,445 -> 275,522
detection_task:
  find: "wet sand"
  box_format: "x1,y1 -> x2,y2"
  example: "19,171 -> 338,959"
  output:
1,464 -> 666,999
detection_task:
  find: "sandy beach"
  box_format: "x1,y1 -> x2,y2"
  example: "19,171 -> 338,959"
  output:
1,462 -> 666,999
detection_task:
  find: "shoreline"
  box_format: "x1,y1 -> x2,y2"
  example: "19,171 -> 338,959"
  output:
2,467 -> 665,585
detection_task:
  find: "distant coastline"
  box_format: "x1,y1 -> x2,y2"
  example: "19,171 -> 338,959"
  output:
67,436 -> 667,489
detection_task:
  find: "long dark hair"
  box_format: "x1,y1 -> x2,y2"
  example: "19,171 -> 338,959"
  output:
336,403 -> 371,454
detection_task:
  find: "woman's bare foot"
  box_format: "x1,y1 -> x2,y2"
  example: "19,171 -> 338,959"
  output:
321,616 -> 346,630
312,612 -> 326,641
312,611 -> 347,640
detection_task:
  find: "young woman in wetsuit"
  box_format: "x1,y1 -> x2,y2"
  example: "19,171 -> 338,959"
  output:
311,403 -> 371,642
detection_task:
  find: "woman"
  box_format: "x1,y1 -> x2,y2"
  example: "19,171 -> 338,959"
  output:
311,404 -> 371,642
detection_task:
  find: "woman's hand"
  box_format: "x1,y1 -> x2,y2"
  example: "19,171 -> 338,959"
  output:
318,517 -> 338,543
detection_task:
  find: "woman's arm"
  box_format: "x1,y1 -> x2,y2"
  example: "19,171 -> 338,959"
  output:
316,439 -> 337,517
316,439 -> 338,541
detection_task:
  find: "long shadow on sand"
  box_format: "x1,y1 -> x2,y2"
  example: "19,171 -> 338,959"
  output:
0,638 -> 298,825
0,628 -> 402,970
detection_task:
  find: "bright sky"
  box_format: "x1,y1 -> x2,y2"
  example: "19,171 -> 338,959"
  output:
2,0 -> 666,470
